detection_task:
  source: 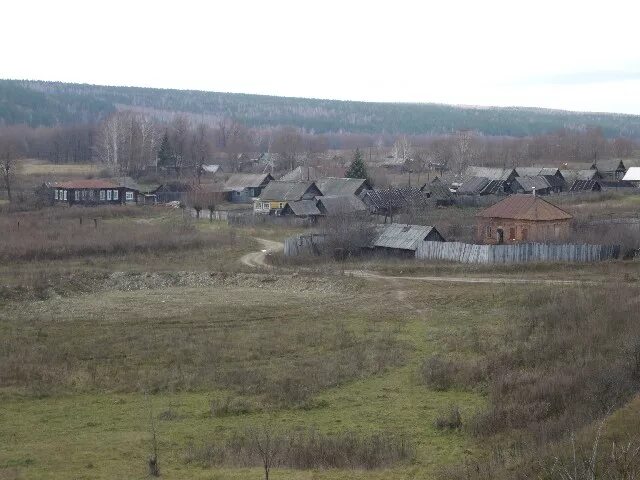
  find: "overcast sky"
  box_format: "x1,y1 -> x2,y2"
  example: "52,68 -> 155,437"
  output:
3,0 -> 640,114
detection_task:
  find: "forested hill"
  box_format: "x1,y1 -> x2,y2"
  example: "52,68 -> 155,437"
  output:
3,79 -> 640,138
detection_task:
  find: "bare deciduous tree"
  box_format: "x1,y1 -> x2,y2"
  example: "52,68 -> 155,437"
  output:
0,128 -> 25,202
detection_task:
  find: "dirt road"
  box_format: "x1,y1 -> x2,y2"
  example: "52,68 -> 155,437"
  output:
344,270 -> 593,286
239,240 -> 594,285
239,238 -> 284,268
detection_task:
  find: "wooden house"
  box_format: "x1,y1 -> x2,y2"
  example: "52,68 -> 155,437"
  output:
593,159 -> 627,180
223,173 -> 273,203
53,179 -> 141,206
510,176 -> 553,195
370,223 -> 445,256
476,194 -> 572,244
316,195 -> 367,216
254,181 -> 322,215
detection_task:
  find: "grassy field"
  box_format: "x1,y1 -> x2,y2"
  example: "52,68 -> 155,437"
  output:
20,160 -> 103,176
2,175 -> 640,479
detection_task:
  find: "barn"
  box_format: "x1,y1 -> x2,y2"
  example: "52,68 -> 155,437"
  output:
476,194 -> 573,244
371,223 -> 445,256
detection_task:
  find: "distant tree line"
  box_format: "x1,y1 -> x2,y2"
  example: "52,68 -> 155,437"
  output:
0,114 -> 637,187
4,79 -> 640,138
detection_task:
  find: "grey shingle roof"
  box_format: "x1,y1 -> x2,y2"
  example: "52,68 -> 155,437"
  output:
280,166 -> 322,182
316,195 -> 367,215
287,200 -> 322,216
465,166 -> 516,181
371,223 -> 442,251
512,176 -> 551,193
457,176 -> 490,195
315,177 -> 370,196
224,173 -> 272,191
515,167 -> 560,177
259,181 -> 318,201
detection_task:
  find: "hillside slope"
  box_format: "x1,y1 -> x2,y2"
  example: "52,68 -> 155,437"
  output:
2,79 -> 640,137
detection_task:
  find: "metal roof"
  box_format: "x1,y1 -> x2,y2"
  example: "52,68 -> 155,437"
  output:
371,223 -> 441,251
427,177 -> 452,198
465,166 -> 516,181
202,164 -> 221,174
569,180 -> 600,192
512,176 -> 551,193
224,173 -> 272,191
457,176 -> 490,195
287,200 -> 322,216
622,167 -> 640,181
280,166 -> 322,182
55,179 -> 120,189
515,167 -> 560,177
362,187 -> 431,210
594,159 -> 626,172
315,177 -> 370,196
560,169 -> 598,184
316,195 -> 366,216
259,181 -> 318,201
477,195 -> 573,221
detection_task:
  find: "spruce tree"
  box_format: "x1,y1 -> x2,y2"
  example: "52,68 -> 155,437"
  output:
157,133 -> 174,168
345,148 -> 368,180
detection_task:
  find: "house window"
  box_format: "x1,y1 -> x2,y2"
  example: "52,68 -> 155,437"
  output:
521,228 -> 528,241
63,190 -> 67,201
75,190 -> 80,201
509,227 -> 516,240
82,189 -> 88,199
100,190 -> 106,201
107,190 -> 112,200
54,190 -> 59,200
113,190 -> 119,200
126,191 -> 134,201
486,225 -> 492,238
89,190 -> 95,200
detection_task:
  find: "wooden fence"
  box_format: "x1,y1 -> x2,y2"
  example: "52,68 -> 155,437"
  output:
284,234 -> 327,257
416,241 -> 621,264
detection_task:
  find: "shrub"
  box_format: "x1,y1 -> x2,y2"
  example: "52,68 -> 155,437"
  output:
434,404 -> 463,430
420,355 -> 457,391
184,427 -> 415,470
210,396 -> 254,417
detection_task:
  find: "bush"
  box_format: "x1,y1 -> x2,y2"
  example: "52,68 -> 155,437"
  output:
434,404 -> 463,430
184,427 -> 415,470
420,355 -> 457,390
210,396 -> 254,417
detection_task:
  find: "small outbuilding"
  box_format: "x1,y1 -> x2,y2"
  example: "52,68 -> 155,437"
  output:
476,194 -> 573,244
371,223 -> 445,256
223,173 -> 273,203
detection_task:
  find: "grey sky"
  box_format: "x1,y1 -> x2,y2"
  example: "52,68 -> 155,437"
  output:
3,0 -> 640,114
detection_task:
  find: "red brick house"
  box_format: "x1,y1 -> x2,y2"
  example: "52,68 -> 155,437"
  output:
476,195 -> 573,244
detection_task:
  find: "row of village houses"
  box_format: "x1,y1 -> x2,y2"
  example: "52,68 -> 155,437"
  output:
48,160 -> 640,211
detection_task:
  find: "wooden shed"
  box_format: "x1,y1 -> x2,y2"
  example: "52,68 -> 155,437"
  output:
476,194 -> 573,244
371,223 -> 445,256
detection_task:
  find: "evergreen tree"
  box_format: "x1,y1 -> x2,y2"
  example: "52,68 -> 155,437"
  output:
157,133 -> 174,168
345,148 -> 368,180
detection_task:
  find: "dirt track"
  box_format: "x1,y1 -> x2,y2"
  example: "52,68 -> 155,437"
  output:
239,238 -> 284,268
344,270 -> 592,285
239,239 -> 596,285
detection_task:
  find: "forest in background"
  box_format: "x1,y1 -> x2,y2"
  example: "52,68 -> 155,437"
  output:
4,79 -> 640,137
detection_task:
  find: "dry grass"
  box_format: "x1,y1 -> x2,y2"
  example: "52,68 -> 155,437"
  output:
0,207 -> 237,262
20,160 -> 102,176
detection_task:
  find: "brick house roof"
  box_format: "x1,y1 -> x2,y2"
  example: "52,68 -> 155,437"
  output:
476,195 -> 572,221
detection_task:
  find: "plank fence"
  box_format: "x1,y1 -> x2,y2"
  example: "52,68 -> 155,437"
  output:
416,241 -> 621,264
284,234 -> 327,257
